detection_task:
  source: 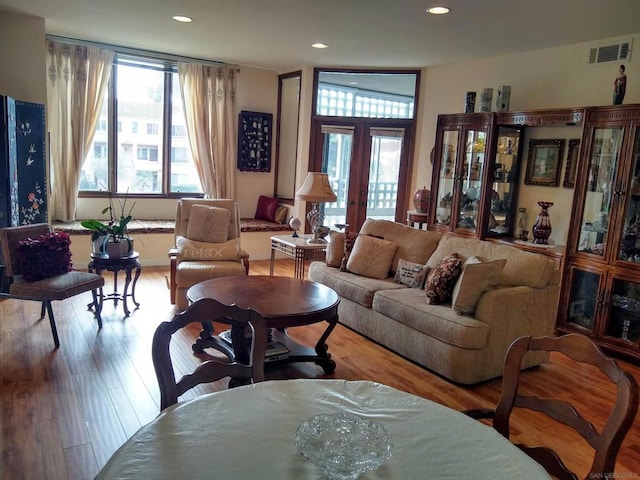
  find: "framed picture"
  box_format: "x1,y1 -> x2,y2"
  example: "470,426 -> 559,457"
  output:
563,139 -> 581,189
237,110 -> 273,172
524,139 -> 565,187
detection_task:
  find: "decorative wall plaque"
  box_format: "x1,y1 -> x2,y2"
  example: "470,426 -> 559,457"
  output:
237,110 -> 273,172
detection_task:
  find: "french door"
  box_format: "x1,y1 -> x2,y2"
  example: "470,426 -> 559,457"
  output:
310,119 -> 413,232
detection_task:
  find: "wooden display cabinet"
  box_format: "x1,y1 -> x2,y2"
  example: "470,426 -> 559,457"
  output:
558,104 -> 640,359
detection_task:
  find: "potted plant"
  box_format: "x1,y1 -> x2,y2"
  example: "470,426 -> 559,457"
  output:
81,192 -> 135,258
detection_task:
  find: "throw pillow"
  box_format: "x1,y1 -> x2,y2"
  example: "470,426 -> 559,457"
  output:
339,232 -> 359,272
186,205 -> 230,243
176,236 -> 240,261
18,231 -> 73,282
452,257 -> 507,315
346,235 -> 398,279
274,204 -> 288,224
425,253 -> 462,305
326,231 -> 345,268
255,195 -> 279,222
394,259 -> 429,288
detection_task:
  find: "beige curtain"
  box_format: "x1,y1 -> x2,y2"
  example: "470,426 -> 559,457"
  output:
178,63 -> 237,199
47,40 -> 113,221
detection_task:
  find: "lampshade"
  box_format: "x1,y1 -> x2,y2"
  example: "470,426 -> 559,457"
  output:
295,173 -> 337,203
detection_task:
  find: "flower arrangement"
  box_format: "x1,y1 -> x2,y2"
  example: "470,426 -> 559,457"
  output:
81,192 -> 135,244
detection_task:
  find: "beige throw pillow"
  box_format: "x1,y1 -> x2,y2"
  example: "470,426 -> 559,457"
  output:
394,259 -> 428,288
176,236 -> 240,261
326,231 -> 345,268
346,235 -> 397,279
186,205 -> 230,243
452,256 -> 507,315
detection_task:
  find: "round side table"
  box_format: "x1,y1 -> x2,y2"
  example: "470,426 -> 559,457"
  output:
88,252 -> 142,317
406,210 -> 429,230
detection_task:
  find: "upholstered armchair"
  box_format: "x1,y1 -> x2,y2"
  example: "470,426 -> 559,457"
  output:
169,199 -> 249,310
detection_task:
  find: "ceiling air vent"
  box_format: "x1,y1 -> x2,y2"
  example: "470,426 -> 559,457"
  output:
588,39 -> 632,65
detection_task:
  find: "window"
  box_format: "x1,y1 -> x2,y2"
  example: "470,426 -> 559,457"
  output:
81,56 -> 202,195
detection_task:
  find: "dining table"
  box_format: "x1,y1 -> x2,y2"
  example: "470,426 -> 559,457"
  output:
96,379 -> 550,479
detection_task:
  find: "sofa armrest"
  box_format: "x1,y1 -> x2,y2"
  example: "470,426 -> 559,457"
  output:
239,249 -> 250,274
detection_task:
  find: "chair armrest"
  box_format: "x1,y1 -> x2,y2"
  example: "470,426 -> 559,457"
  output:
169,248 -> 178,304
239,249 -> 250,275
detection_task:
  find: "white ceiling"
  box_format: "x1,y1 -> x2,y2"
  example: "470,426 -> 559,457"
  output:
1,0 -> 639,72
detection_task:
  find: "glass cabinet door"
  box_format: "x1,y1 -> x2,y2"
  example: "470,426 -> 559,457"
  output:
487,127 -> 521,236
617,126 -> 640,263
607,277 -> 640,345
456,128 -> 486,233
577,127 -> 623,256
565,267 -> 601,332
434,129 -> 458,227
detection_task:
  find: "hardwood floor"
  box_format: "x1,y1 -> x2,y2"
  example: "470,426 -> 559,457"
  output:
1,259 -> 639,479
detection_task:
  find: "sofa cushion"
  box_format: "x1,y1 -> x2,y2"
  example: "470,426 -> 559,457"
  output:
308,262 -> 405,308
274,204 -> 289,224
426,234 -> 556,289
360,219 -> 442,273
326,231 -> 345,268
187,205 -> 230,243
175,261 -> 245,288
346,235 -> 397,279
394,259 -> 428,288
452,257 -> 506,315
176,235 -> 240,261
425,253 -> 462,304
339,232 -> 359,271
372,288 -> 490,350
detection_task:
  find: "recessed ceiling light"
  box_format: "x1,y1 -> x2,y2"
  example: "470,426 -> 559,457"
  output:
427,6 -> 450,15
172,15 -> 192,23
312,43 -> 328,49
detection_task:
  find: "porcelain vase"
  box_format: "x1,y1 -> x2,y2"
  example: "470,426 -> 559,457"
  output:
532,201 -> 553,244
413,187 -> 430,213
106,238 -> 134,258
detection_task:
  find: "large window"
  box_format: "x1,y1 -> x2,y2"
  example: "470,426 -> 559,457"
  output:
80,57 -> 202,195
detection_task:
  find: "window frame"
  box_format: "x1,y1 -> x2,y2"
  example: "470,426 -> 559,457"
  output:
79,56 -> 203,199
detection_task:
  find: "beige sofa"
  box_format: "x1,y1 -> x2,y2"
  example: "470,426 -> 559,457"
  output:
308,219 -> 561,384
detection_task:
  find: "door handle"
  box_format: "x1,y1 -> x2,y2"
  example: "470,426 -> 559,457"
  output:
347,200 -> 355,205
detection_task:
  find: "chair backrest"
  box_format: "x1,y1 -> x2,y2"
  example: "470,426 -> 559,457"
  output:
152,297 -> 266,410
0,223 -> 52,277
174,198 -> 240,241
494,334 -> 639,479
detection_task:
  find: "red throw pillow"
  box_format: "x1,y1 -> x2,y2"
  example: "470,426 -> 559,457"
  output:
425,253 -> 462,305
255,195 -> 279,222
17,231 -> 73,282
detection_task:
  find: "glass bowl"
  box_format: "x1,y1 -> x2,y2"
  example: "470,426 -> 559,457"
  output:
295,412 -> 393,480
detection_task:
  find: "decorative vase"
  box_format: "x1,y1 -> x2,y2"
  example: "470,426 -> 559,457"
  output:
413,186 -> 430,213
91,235 -> 109,255
106,238 -> 134,258
532,201 -> 553,244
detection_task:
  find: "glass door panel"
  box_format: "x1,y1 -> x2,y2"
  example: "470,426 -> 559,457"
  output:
435,129 -> 458,226
577,127 -> 623,256
488,127 -> 521,236
365,128 -> 404,221
457,129 -> 486,232
566,268 -> 601,332
618,127 -> 640,262
321,126 -> 354,228
608,277 -> 640,345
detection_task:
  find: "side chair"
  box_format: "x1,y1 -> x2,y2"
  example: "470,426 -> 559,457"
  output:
0,223 -> 105,347
464,334 -> 639,479
152,297 -> 267,410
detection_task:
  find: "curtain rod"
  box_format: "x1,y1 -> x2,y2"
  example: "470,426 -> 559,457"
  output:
46,35 -> 237,69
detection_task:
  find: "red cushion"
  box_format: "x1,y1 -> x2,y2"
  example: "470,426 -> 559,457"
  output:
255,196 -> 279,222
425,253 -> 462,304
17,231 -> 73,282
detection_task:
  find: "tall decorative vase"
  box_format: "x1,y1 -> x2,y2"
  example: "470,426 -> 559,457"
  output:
532,201 -> 553,244
413,187 -> 430,213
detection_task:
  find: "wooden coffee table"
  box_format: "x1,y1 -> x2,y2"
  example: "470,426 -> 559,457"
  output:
187,276 -> 340,374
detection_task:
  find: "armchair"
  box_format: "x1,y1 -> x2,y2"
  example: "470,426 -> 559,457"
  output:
169,199 -> 249,310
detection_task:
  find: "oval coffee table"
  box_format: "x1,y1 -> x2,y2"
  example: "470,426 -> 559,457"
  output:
187,276 -> 340,374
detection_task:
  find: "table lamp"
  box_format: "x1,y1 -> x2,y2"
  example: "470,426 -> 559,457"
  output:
295,172 -> 337,244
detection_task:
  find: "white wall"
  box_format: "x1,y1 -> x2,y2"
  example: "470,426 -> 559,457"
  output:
414,33 -> 640,246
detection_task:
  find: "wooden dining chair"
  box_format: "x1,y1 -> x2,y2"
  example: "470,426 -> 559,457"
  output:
464,334 -> 639,479
152,297 -> 267,410
0,223 -> 105,347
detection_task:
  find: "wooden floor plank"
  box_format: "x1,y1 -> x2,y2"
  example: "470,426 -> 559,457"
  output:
0,260 -> 638,479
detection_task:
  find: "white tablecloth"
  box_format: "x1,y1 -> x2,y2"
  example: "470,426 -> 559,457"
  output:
96,379 -> 549,479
